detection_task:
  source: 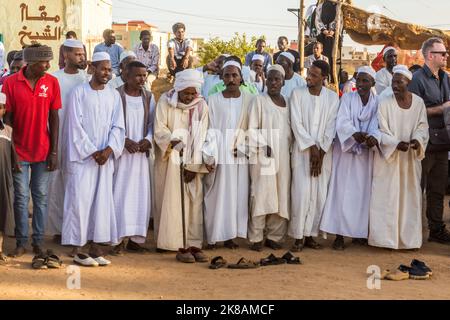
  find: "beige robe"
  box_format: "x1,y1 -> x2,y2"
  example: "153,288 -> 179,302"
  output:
154,93 -> 209,251
247,93 -> 292,220
369,92 -> 429,249
246,94 -> 292,242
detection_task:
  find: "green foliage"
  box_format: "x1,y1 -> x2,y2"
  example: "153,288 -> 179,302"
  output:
198,33 -> 266,65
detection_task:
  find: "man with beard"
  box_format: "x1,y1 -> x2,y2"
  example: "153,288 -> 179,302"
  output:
47,39 -> 88,242
62,52 -> 125,266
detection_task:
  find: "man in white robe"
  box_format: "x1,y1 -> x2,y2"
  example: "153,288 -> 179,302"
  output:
248,54 -> 266,93
113,61 -> 155,254
62,52 -> 125,266
289,60 -> 339,251
202,59 -> 253,249
154,69 -> 209,263
320,66 -> 380,250
369,65 -> 429,250
276,52 -> 306,98
246,65 -> 292,251
47,39 -> 88,241
375,47 -> 397,95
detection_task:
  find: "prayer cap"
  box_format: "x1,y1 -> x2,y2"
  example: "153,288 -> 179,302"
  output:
23,45 -> 53,63
220,54 -> 231,58
268,64 -> 286,78
92,52 -> 111,62
119,50 -> 137,63
222,60 -> 242,70
357,66 -> 376,80
383,46 -> 397,57
0,92 -> 6,104
63,39 -> 84,49
252,54 -> 265,63
174,69 -> 204,92
280,51 -> 295,63
393,65 -> 412,81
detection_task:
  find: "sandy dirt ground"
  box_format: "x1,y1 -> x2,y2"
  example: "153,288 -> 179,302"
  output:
0,202 -> 449,300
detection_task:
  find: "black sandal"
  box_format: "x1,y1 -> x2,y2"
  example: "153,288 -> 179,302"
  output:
281,251 -> 302,265
46,249 -> 63,268
260,253 -> 287,266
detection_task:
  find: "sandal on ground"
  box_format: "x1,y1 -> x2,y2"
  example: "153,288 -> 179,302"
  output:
46,249 -> 63,269
228,257 -> 259,269
32,253 -> 48,270
281,251 -> 302,265
209,256 -> 227,269
260,253 -> 287,266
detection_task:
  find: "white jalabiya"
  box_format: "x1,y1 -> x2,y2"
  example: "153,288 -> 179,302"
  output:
375,68 -> 393,95
113,93 -> 155,244
202,91 -> 253,244
62,83 -> 125,246
288,86 -> 339,240
281,73 -> 306,98
369,92 -> 429,249
246,94 -> 292,242
320,91 -> 380,238
154,93 -> 209,251
47,69 -> 88,236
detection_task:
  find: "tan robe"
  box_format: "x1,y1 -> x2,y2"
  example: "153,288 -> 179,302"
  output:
369,93 -> 429,249
154,93 -> 209,251
246,94 -> 292,243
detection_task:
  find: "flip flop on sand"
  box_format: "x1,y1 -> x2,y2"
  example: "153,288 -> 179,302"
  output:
227,257 -> 259,269
209,256 -> 227,269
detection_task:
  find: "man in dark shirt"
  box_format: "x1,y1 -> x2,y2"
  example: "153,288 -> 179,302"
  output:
273,36 -> 301,73
409,37 -> 450,245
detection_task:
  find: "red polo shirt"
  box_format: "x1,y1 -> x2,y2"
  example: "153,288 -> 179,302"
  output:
1,67 -> 61,162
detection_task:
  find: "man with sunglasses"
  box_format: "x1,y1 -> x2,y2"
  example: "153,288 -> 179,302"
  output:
409,37 -> 450,245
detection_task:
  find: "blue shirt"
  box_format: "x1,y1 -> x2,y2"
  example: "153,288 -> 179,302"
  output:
93,42 -> 124,75
244,51 -> 273,72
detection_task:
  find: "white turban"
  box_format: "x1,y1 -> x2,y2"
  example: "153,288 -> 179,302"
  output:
383,46 -> 397,57
222,60 -> 242,70
220,54 -> 231,58
280,51 -> 295,63
174,69 -> 204,92
119,50 -> 137,63
357,66 -> 376,80
252,54 -> 265,63
169,69 -> 204,107
393,65 -> 412,81
268,64 -> 286,78
63,39 -> 84,49
92,52 -> 110,62
0,92 -> 6,104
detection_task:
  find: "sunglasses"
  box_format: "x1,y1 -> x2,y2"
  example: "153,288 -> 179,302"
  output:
431,51 -> 449,57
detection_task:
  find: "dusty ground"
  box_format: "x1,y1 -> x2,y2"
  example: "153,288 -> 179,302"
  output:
0,202 -> 449,300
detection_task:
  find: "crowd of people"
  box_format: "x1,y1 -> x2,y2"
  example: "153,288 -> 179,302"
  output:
0,17 -> 449,267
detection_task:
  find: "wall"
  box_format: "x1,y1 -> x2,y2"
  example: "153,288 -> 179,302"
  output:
0,0 -> 112,71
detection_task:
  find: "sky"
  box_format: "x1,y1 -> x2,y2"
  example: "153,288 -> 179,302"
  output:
112,0 -> 450,53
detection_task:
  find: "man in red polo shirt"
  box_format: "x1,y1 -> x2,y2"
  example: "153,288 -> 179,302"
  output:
2,44 -> 61,257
